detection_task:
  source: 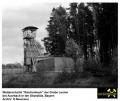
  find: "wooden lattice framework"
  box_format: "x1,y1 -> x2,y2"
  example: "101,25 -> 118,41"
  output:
22,26 -> 43,72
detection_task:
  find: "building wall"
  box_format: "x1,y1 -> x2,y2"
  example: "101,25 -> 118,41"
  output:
36,57 -> 74,72
54,57 -> 74,72
36,57 -> 54,72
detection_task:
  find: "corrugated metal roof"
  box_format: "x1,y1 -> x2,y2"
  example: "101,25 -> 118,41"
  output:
22,26 -> 38,32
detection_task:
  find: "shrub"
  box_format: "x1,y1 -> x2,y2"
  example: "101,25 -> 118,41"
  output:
65,38 -> 83,73
83,58 -> 104,77
83,58 -> 101,71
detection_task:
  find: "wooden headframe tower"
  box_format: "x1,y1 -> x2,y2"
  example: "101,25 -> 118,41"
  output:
22,26 -> 43,72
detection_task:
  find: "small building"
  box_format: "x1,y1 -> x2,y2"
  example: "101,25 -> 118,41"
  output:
36,57 -> 74,73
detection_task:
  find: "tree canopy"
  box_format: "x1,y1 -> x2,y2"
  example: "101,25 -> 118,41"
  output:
42,3 -> 118,66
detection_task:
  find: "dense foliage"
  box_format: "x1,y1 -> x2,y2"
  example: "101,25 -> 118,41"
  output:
43,3 -> 118,66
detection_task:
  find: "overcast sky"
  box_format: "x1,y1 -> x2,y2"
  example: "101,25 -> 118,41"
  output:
2,2 -> 69,64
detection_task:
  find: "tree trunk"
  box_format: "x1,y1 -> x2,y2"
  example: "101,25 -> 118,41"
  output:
73,58 -> 78,73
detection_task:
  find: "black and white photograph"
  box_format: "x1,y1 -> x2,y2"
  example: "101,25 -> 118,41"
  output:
2,2 -> 118,89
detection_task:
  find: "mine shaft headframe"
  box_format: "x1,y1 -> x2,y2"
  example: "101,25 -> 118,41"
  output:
22,26 -> 38,39
22,26 -> 38,32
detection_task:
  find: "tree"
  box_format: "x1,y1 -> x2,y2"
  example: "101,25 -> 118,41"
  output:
87,3 -> 118,66
68,3 -> 95,60
43,6 -> 68,56
65,38 -> 83,72
97,3 -> 118,65
43,3 -> 118,67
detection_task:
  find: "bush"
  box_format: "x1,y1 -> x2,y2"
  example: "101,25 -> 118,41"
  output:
83,58 -> 101,71
83,58 -> 107,77
83,51 -> 118,79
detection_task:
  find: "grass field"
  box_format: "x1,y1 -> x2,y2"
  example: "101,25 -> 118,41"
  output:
2,68 -> 23,74
2,67 -> 117,88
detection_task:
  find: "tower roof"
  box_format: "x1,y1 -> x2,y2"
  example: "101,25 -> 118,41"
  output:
22,26 -> 38,32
